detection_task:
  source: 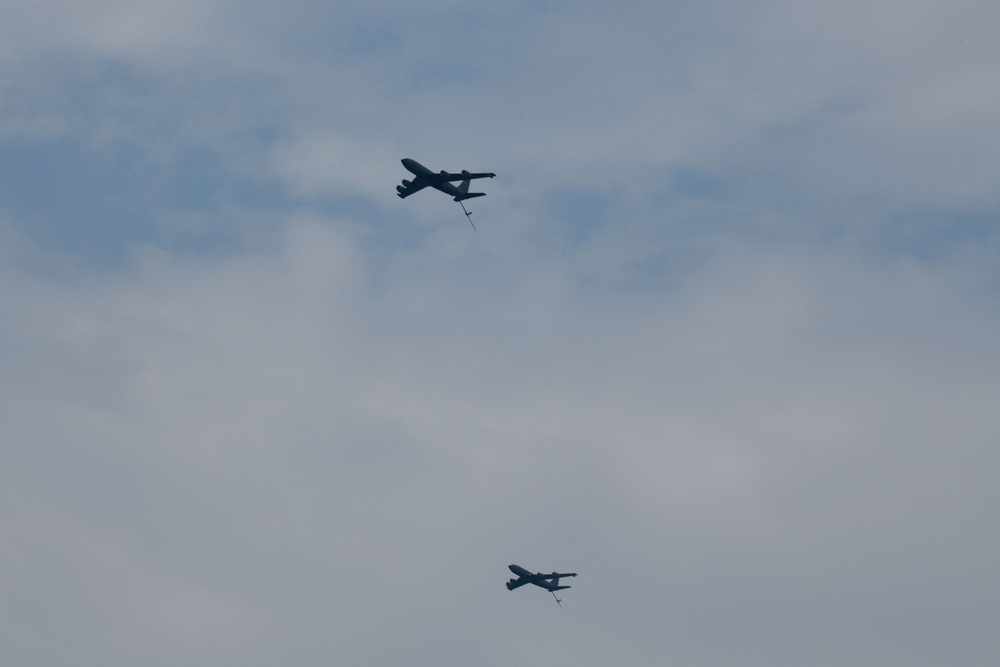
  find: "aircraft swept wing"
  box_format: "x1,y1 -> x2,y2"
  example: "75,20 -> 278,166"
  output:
395,179 -> 428,198
435,170 -> 496,182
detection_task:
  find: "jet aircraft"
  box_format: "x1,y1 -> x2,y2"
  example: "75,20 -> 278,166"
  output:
396,158 -> 496,228
505,564 -> 577,606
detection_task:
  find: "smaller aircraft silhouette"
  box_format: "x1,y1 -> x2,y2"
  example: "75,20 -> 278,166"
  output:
505,564 -> 577,606
396,158 -> 496,229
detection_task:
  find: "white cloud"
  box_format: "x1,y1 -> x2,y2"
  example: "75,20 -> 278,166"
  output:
3,1 -> 1000,664
4,0 -> 998,211
267,133 -> 401,200
0,0 -> 228,62
3,212 -> 1000,665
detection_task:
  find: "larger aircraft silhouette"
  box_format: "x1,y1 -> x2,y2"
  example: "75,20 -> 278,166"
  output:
396,158 -> 495,201
396,158 -> 496,229
505,564 -> 577,606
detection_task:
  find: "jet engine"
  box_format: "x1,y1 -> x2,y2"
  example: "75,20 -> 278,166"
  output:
401,179 -> 412,187
461,170 -> 470,176
396,185 -> 405,193
440,170 -> 449,176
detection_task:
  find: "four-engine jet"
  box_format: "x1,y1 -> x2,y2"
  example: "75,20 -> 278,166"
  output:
506,564 -> 577,605
396,158 -> 496,229
396,158 -> 495,201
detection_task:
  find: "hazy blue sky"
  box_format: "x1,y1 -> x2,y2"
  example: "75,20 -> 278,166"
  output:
2,1 -> 999,665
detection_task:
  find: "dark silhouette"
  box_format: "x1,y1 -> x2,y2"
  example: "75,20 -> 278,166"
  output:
396,158 -> 496,229
505,564 -> 577,606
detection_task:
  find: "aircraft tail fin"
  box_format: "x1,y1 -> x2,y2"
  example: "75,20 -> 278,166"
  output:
454,178 -> 486,201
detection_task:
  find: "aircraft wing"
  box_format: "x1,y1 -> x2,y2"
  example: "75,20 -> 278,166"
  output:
506,577 -> 530,590
396,179 -> 428,198
441,171 -> 496,182
539,572 -> 577,580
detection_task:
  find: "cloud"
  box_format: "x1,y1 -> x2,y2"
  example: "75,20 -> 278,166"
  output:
4,210 -> 1000,665
267,134 -> 401,200
3,1 -> 1000,665
5,0 -> 999,213
0,0 -> 228,63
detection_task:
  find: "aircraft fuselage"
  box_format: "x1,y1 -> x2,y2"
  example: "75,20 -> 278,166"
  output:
402,159 -> 465,199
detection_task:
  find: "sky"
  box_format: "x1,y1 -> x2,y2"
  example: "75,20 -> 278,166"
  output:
2,1 -> 999,665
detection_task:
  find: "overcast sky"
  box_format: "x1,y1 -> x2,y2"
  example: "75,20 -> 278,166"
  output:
2,1 -> 999,666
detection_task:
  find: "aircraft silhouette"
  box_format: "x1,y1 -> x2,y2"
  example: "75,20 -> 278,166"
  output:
505,564 -> 577,606
396,158 -> 496,228
396,158 -> 495,201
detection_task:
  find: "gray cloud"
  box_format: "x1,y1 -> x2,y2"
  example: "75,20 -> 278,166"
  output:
2,1 -> 1000,665
4,214 -> 1000,665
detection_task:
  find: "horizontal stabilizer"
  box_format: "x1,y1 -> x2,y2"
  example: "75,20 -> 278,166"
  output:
454,192 -> 486,202
550,585 -> 571,591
